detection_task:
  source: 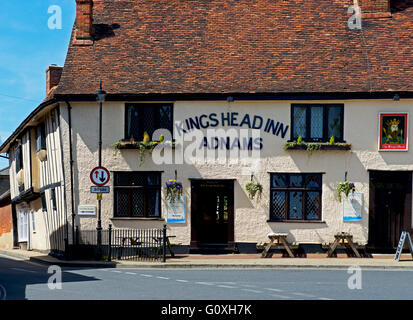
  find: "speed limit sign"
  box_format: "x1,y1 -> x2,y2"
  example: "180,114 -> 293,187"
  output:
90,167 -> 110,186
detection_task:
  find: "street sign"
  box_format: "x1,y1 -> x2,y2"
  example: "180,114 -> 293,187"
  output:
90,186 -> 110,194
90,166 -> 110,186
78,205 -> 97,216
394,231 -> 413,261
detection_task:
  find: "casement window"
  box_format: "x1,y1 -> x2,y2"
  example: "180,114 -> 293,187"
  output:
125,103 -> 173,141
41,192 -> 47,212
51,188 -> 57,211
270,173 -> 322,221
114,172 -> 161,218
36,123 -> 46,152
15,145 -> 23,172
291,104 -> 344,142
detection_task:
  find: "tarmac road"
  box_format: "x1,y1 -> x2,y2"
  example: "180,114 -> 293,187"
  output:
0,254 -> 413,300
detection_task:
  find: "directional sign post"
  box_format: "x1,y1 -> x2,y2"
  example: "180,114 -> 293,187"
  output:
90,167 -> 110,186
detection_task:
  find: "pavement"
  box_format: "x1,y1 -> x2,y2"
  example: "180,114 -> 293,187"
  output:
1,248 -> 413,270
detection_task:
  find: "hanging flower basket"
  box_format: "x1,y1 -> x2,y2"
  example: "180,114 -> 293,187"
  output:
246,181 -> 263,200
336,181 -> 356,202
166,179 -> 183,203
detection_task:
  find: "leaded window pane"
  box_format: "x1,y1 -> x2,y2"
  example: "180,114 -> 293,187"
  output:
306,174 -> 322,188
116,190 -> 129,217
147,189 -> 160,217
131,190 -> 145,217
271,174 -> 287,188
310,106 -> 323,139
159,104 -> 172,132
126,105 -> 140,141
289,174 -> 303,187
306,192 -> 321,220
270,191 -> 286,220
328,106 -> 342,141
293,107 -> 307,139
289,191 -> 303,219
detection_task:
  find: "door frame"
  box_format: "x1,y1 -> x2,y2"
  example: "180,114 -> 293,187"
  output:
368,170 -> 412,250
190,179 -> 235,251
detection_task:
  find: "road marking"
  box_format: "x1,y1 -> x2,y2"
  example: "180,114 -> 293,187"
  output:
270,293 -> 291,299
291,292 -> 315,298
318,297 -> 334,300
0,254 -> 25,261
265,288 -> 284,292
156,276 -> 169,280
241,288 -> 262,294
11,268 -> 37,273
217,285 -> 237,289
195,282 -> 214,286
111,270 -> 122,273
140,274 -> 153,278
125,272 -> 136,275
176,279 -> 188,283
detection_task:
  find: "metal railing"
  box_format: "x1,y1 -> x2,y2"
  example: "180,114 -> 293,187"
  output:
73,225 -> 167,262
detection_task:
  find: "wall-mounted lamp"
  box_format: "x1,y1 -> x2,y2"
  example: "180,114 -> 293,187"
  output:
393,94 -> 400,101
227,96 -> 234,103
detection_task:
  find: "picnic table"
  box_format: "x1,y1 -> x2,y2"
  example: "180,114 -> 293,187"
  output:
153,235 -> 177,257
326,232 -> 362,258
260,232 -> 296,258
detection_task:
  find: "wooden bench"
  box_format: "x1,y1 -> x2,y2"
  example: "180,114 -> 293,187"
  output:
260,232 -> 297,258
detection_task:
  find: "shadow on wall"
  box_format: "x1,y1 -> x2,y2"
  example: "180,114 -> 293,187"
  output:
48,225 -> 68,259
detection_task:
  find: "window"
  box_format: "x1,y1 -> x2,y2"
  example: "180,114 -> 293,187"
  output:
41,192 -> 47,212
51,188 -> 57,211
291,104 -> 344,142
270,173 -> 322,221
125,104 -> 173,141
114,172 -> 161,218
36,123 -> 46,152
15,145 -> 23,172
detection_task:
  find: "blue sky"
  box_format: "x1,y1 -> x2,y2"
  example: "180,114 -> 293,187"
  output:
0,1 -> 75,168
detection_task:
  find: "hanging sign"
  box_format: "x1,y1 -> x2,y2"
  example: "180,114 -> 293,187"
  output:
378,112 -> 408,151
342,192 -> 363,221
90,166 -> 110,186
394,231 -> 413,261
166,196 -> 186,223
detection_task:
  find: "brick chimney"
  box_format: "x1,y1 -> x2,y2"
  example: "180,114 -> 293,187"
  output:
358,0 -> 391,17
46,65 -> 63,96
75,0 -> 94,41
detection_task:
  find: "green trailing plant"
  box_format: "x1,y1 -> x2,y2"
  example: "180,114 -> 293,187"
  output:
246,181 -> 263,200
166,179 -> 183,203
336,181 -> 356,202
306,142 -> 322,155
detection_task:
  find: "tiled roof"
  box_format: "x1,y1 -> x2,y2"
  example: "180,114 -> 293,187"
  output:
55,0 -> 413,95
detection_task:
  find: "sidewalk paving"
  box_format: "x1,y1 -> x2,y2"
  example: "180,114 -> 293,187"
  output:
1,248 -> 413,270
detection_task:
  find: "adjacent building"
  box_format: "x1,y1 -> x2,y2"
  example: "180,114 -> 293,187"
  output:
1,0 -> 413,255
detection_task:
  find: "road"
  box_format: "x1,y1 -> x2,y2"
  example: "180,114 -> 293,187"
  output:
0,254 -> 413,300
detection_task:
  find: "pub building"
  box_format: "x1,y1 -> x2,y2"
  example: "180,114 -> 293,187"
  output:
1,0 -> 413,255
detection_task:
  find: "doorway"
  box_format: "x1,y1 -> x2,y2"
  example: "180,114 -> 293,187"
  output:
369,171 -> 412,251
190,179 -> 235,252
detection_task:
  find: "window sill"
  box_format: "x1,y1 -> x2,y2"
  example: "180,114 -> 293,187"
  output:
114,141 -> 177,150
284,143 -> 351,151
267,220 -> 326,224
111,217 -> 165,221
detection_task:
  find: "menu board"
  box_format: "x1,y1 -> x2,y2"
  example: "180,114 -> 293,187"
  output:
166,196 -> 186,223
342,192 -> 363,221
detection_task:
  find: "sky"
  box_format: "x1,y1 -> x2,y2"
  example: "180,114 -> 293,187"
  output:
0,1 -> 76,168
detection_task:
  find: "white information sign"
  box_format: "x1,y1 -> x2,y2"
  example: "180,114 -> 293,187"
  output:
166,196 -> 186,223
342,192 -> 363,221
78,205 -> 97,216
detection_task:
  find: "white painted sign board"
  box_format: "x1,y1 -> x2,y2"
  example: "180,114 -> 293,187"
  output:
78,205 -> 97,216
342,192 -> 363,221
166,196 -> 186,223
394,231 -> 413,261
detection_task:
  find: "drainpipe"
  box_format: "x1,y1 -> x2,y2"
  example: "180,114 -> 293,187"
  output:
65,101 -> 76,245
